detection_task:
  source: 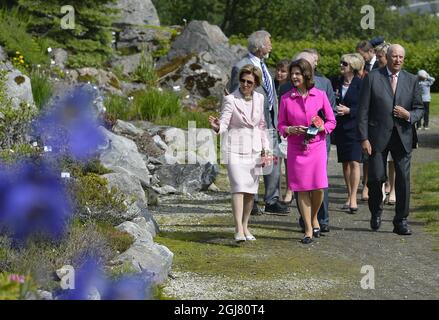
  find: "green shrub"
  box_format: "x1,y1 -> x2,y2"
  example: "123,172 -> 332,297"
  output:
30,68 -> 52,110
0,143 -> 40,163
0,7 -> 50,68
18,0 -> 118,69
71,173 -> 128,225
96,221 -> 134,253
155,109 -> 213,129
230,36 -> 439,92
131,51 -> 158,86
104,94 -> 133,120
132,89 -> 180,121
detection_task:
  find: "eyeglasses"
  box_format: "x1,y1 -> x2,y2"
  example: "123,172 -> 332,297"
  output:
340,61 -> 349,67
240,79 -> 254,86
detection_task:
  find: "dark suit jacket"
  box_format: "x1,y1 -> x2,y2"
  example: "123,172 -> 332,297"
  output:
229,54 -> 278,129
358,67 -> 424,153
333,76 -> 362,130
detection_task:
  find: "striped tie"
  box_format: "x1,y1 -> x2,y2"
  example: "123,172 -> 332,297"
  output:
260,61 -> 275,110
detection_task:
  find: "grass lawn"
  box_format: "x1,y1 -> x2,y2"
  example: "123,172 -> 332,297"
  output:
429,92 -> 439,116
413,161 -> 439,251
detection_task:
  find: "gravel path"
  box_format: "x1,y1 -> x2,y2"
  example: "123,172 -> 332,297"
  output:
151,117 -> 439,300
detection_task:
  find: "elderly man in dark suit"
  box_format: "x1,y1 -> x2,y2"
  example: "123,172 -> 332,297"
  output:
358,44 -> 424,235
229,30 -> 289,215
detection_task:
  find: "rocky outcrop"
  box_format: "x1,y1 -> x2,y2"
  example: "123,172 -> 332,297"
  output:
0,46 -> 7,62
114,217 -> 173,284
99,127 -> 151,187
111,0 -> 160,26
156,21 -> 245,101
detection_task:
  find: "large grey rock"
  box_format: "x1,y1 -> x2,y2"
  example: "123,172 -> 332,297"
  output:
115,242 -> 173,284
116,26 -> 173,53
157,21 -> 242,100
114,218 -> 173,285
110,54 -> 141,75
0,65 -> 35,110
99,127 -> 151,187
0,46 -> 6,61
112,0 -> 160,26
76,68 -> 122,95
155,163 -> 219,194
113,119 -> 144,137
104,172 -> 146,203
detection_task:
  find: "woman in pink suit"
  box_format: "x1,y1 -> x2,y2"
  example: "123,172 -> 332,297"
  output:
209,64 -> 270,243
278,59 -> 336,244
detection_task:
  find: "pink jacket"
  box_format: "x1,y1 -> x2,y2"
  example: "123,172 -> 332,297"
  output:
218,89 -> 270,154
278,87 -> 336,145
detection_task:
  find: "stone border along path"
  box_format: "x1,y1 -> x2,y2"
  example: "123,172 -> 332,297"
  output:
150,117 -> 439,300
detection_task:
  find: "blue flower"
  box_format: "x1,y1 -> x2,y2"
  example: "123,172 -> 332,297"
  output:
0,160 -> 73,244
102,272 -> 154,300
33,86 -> 105,161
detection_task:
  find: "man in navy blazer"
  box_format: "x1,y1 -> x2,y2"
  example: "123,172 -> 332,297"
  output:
356,40 -> 380,73
358,44 -> 424,235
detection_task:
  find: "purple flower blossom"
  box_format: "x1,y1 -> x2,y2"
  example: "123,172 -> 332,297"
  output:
0,160 -> 73,244
9,274 -> 26,283
33,86 -> 105,161
56,257 -> 153,300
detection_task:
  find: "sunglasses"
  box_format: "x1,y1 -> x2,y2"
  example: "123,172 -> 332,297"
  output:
240,79 -> 254,86
340,61 -> 349,67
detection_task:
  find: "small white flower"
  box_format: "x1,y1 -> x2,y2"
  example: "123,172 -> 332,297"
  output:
61,172 -> 71,178
158,87 -> 163,92
128,96 -> 134,101
32,142 -> 38,147
102,106 -> 106,112
185,95 -> 190,99
44,146 -> 52,152
37,64 -> 41,68
172,85 -> 181,92
47,47 -> 52,53
9,149 -> 14,153
50,59 -> 55,65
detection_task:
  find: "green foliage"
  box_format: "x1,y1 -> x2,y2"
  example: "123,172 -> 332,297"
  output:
0,70 -> 37,149
30,68 -> 52,110
96,221 -> 134,253
430,93 -> 439,116
0,272 -> 37,300
71,173 -> 128,225
154,109 -> 213,129
153,0 -> 439,41
17,0 -> 118,68
132,89 -> 181,121
0,143 -> 40,163
197,96 -> 220,111
105,94 -> 132,120
0,7 -> 49,68
131,51 -> 158,86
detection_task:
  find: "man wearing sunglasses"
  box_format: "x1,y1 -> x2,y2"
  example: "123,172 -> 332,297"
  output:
229,30 -> 289,215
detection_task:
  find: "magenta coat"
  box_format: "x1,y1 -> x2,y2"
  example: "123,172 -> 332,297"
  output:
278,87 -> 336,191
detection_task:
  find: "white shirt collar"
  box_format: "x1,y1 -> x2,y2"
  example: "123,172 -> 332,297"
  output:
386,66 -> 400,77
369,55 -> 377,69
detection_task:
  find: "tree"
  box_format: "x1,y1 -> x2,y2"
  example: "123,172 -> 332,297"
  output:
17,0 -> 119,67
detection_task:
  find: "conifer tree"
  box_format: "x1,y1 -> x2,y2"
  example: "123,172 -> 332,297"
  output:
18,0 -> 118,67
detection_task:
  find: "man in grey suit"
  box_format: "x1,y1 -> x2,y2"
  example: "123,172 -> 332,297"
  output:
229,30 -> 288,215
278,51 -> 337,233
358,44 -> 424,235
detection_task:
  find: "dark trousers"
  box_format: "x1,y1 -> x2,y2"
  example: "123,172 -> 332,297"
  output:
416,102 -> 430,128
367,127 -> 411,223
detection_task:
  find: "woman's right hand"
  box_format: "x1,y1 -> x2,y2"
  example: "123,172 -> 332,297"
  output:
208,116 -> 220,133
287,125 -> 308,136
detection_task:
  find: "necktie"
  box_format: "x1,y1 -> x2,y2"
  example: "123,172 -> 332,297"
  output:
260,61 -> 275,110
390,74 -> 397,94
365,62 -> 371,72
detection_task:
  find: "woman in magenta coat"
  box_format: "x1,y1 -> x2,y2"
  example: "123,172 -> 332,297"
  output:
278,59 -> 336,244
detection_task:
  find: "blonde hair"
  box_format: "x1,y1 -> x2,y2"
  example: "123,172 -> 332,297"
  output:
238,64 -> 262,87
375,42 -> 391,55
341,53 -> 365,74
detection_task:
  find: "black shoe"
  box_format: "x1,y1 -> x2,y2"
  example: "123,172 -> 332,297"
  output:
320,225 -> 330,233
312,228 -> 321,238
370,215 -> 382,231
393,222 -> 412,235
251,203 -> 263,216
348,207 -> 358,214
300,236 -> 313,244
265,201 -> 290,214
